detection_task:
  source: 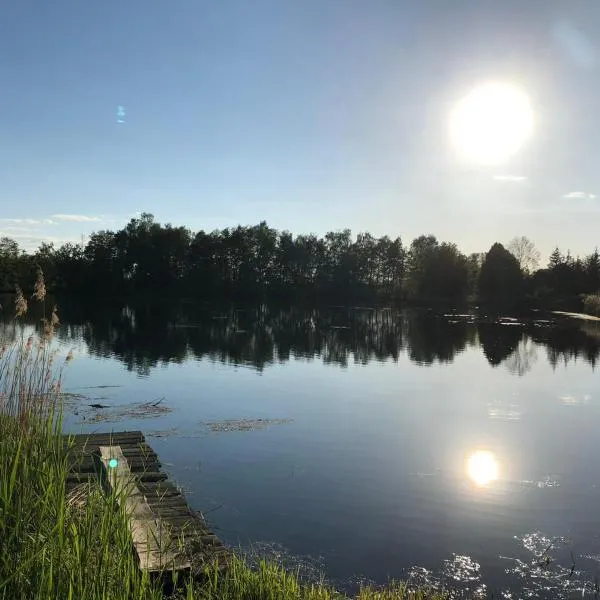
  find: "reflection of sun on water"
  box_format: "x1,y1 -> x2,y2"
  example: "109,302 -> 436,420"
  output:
466,450 -> 499,486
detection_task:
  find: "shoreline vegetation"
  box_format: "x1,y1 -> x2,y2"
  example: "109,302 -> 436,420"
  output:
0,216 -> 599,316
550,310 -> 600,322
0,274 -> 447,599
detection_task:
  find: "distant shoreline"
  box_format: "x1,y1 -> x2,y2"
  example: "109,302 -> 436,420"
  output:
551,310 -> 600,322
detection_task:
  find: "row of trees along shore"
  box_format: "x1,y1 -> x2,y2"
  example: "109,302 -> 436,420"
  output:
0,213 -> 599,312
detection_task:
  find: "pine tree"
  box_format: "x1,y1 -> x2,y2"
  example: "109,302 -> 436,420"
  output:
548,247 -> 563,269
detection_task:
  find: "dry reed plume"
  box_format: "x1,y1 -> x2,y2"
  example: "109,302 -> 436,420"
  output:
0,269 -> 68,433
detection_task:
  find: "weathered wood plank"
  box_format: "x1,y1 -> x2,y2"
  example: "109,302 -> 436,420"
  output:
160,515 -> 211,528
145,498 -> 191,511
98,445 -> 190,572
67,438 -> 154,450
137,482 -> 180,497
144,494 -> 190,506
68,455 -> 159,468
150,508 -> 195,521
120,448 -> 159,458
136,472 -> 169,482
69,430 -> 144,440
125,463 -> 162,472
64,431 -> 229,576
67,436 -> 145,448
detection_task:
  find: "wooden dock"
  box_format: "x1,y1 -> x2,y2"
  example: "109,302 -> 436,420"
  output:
64,430 -> 229,575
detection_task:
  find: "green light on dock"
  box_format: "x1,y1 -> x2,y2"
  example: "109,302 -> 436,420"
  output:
108,458 -> 118,469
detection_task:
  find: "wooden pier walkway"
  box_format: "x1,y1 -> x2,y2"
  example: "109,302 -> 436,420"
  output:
63,430 -> 229,575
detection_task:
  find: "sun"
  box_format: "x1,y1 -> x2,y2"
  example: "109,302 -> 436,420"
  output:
466,450 -> 499,486
449,82 -> 534,166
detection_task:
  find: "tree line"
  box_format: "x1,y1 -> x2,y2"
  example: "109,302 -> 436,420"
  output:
0,213 -> 599,311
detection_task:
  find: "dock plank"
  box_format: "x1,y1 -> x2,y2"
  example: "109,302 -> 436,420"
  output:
99,445 -> 190,572
64,430 -> 228,576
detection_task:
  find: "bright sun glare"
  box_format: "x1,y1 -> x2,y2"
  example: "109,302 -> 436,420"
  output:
466,450 -> 499,486
450,82 -> 534,166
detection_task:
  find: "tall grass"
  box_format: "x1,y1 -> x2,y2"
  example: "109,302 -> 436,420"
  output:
582,293 -> 600,317
191,557 -> 444,600
0,274 -> 163,600
0,271 -> 446,600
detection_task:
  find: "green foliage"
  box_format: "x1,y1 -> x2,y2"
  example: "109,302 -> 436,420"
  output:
186,557 -> 445,600
0,218 -> 597,311
404,236 -> 468,305
0,218 -> 408,302
582,294 -> 600,317
0,420 -> 163,600
466,253 -> 484,302
478,243 -> 524,308
0,285 -> 162,599
0,237 -> 32,292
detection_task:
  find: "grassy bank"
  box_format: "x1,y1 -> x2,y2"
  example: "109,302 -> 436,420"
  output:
582,293 -> 600,317
0,279 -> 444,600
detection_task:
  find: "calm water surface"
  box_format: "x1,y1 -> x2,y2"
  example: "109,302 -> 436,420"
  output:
4,301 -> 600,598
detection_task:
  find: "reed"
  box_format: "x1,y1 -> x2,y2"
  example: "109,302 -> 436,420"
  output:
582,293 -> 600,317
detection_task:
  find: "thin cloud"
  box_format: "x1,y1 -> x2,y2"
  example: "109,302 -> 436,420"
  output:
0,218 -> 43,225
1,226 -> 37,233
51,214 -> 102,222
0,218 -> 56,225
493,175 -> 527,182
0,233 -> 78,249
0,231 -> 44,240
563,191 -> 597,200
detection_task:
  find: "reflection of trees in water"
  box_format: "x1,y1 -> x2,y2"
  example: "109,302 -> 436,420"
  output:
49,301 -> 189,377
533,322 -> 600,370
478,324 -> 523,366
1,293 -> 58,346
504,338 -> 538,376
404,311 -> 474,365
185,306 -> 404,371
478,319 -> 600,374
53,303 -> 407,376
49,302 -> 600,376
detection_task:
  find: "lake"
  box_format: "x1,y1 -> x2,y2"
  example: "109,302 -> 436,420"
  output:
3,299 -> 600,598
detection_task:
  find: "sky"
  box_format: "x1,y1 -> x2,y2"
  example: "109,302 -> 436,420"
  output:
1,0 -> 599,263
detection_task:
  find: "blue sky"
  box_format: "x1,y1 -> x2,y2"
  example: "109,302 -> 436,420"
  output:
1,0 -> 599,262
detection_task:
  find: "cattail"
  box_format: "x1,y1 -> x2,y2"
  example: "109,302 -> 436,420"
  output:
32,267 -> 46,302
14,285 -> 28,317
41,318 -> 53,340
51,306 -> 60,328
